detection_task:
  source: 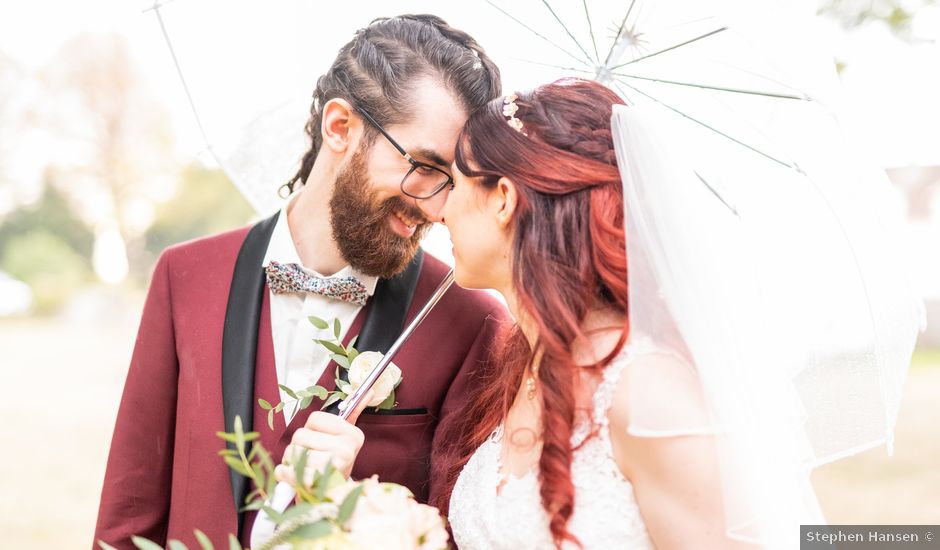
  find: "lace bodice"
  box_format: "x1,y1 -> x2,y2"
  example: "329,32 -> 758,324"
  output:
449,347 -> 654,549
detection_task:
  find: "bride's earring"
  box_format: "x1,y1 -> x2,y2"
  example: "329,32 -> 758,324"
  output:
526,364 -> 539,400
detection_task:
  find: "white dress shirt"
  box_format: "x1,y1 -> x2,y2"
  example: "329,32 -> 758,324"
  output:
261,199 -> 378,423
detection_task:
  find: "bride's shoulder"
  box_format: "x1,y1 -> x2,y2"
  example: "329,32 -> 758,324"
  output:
607,340 -> 710,437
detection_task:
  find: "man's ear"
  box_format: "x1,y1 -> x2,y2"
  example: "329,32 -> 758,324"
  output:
494,176 -> 519,229
320,98 -> 360,154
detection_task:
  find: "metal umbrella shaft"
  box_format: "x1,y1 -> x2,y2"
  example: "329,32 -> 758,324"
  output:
337,269 -> 455,418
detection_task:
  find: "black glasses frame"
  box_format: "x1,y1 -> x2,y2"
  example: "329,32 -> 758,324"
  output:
355,107 -> 454,200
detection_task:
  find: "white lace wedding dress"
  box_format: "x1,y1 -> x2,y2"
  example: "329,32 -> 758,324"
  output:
449,347 -> 655,549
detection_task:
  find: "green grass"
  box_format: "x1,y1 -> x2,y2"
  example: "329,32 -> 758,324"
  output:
911,347 -> 940,370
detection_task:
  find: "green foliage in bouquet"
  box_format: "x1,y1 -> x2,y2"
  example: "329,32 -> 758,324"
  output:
99,414 -> 448,550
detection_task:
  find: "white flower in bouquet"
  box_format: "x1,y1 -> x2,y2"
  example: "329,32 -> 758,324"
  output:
346,351 -> 402,407
339,476 -> 448,550
410,502 -> 449,550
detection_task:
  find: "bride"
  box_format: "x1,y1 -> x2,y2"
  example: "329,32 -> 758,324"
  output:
276,77 -> 918,549
436,79 -> 752,549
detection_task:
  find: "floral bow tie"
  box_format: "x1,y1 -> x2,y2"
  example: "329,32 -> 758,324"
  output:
264,261 -> 369,306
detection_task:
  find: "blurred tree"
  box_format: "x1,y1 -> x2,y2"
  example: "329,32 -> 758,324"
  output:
38,33 -> 176,284
0,178 -> 96,312
142,162 -> 255,270
0,176 -> 95,259
819,0 -> 939,39
0,231 -> 90,314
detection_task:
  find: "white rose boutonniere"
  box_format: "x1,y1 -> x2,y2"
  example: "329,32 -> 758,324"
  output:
346,351 -> 402,408
259,315 -> 403,428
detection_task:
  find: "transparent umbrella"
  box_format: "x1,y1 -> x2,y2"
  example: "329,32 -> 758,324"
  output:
149,0 -> 923,545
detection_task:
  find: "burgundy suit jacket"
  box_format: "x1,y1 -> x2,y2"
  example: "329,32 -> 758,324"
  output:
94,215 -> 508,549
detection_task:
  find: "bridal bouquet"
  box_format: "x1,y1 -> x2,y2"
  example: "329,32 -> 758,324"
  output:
100,416 -> 449,550
240,419 -> 449,550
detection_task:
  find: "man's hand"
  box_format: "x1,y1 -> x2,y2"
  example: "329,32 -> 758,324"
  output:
275,389 -> 374,486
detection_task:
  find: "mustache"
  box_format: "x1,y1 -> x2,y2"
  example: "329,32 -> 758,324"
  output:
382,196 -> 431,226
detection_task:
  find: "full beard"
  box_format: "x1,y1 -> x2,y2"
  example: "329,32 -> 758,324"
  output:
329,148 -> 432,278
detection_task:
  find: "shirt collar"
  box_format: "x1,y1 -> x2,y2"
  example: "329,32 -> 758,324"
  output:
262,190 -> 379,296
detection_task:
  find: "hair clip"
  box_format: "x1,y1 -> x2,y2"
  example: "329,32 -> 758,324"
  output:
502,93 -> 527,135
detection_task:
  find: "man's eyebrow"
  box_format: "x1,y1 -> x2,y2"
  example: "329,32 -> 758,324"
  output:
409,147 -> 449,168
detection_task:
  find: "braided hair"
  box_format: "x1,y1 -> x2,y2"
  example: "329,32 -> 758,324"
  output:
283,14 -> 502,195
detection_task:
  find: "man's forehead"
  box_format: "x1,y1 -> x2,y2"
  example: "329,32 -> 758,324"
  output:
392,81 -> 468,164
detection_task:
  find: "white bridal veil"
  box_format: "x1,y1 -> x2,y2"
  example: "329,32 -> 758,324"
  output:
611,103 -> 923,547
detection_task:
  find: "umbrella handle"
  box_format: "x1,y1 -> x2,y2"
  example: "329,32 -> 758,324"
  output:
251,270 -> 455,545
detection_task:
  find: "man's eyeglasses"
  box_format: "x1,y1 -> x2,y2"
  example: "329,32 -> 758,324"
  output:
356,107 -> 454,201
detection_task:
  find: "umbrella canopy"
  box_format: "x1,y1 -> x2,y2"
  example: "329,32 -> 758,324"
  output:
150,1 -> 923,545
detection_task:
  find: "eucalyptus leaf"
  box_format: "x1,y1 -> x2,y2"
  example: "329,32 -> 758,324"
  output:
258,398 -> 272,410
98,542 -> 120,550
267,409 -> 274,431
320,392 -> 343,410
278,384 -> 298,399
274,402 -> 285,413
307,315 -> 329,330
235,427 -> 245,450
333,318 -> 341,339
330,353 -> 351,369
346,346 -> 359,363
228,534 -> 242,550
300,395 -> 314,410
315,339 -> 346,356
280,502 -> 317,522
346,335 -> 359,352
217,449 -> 238,457
288,520 -> 334,541
223,456 -> 251,477
314,462 -> 335,500
259,504 -> 285,523
239,500 -> 264,512
376,388 -> 396,410
194,529 -> 214,550
311,386 -> 329,399
168,540 -> 188,550
337,484 -> 365,524
215,432 -> 238,444
293,446 -> 309,488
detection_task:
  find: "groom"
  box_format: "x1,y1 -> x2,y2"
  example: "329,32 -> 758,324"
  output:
94,15 -> 506,549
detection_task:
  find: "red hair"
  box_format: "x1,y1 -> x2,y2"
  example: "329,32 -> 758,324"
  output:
438,79 -> 629,548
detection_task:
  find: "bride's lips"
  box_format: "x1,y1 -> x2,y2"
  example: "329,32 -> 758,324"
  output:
389,210 -> 419,238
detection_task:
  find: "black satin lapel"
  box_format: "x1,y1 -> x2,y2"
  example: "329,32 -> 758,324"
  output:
323,249 -> 425,414
357,247 -> 425,354
221,212 -> 278,529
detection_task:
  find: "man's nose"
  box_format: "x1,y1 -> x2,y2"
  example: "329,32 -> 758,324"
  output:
413,193 -> 447,223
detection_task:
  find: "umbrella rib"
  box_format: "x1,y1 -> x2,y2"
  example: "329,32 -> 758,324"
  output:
485,0 -> 591,68
540,0 -> 596,65
141,0 -> 177,13
612,27 -> 729,70
694,172 -> 740,217
151,4 -> 215,153
603,0 -> 638,68
713,61 -> 816,101
517,58 -> 596,73
582,0 -> 601,63
613,73 -> 810,100
619,81 -> 801,172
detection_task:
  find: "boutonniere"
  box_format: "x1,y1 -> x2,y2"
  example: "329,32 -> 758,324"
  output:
259,315 -> 402,429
